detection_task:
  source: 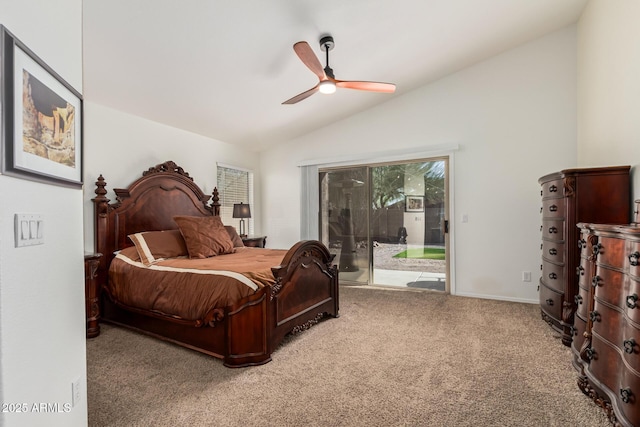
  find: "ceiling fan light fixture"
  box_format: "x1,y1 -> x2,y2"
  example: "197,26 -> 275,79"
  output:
318,80 -> 336,95
282,36 -> 396,104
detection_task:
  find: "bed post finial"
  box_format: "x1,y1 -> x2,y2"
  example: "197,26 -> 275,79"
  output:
211,187 -> 221,216
93,175 -> 109,202
93,175 -> 111,220
92,175 -> 112,292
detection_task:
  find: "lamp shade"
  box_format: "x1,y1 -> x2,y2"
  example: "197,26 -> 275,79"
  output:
232,203 -> 251,219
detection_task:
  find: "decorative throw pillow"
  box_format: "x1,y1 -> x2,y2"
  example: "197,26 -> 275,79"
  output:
173,215 -> 235,258
224,225 -> 245,248
128,229 -> 188,266
118,246 -> 142,263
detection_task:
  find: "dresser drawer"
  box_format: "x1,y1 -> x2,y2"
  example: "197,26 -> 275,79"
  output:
627,240 -> 640,278
578,229 -> 593,258
592,265 -> 626,308
575,285 -> 590,319
621,326 -> 640,374
588,334 -> 619,391
542,219 -> 564,242
541,179 -> 563,198
591,300 -> 624,353
542,239 -> 565,264
626,277 -> 640,325
594,235 -> 627,270
591,301 -> 640,377
541,198 -> 565,218
588,333 -> 640,427
571,313 -> 588,355
619,367 -> 640,427
541,260 -> 565,291
540,282 -> 563,321
577,257 -> 593,289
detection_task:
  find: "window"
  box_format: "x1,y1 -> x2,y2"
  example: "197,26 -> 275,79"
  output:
216,164 -> 254,235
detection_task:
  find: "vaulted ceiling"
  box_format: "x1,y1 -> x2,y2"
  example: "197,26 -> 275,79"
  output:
82,0 -> 588,152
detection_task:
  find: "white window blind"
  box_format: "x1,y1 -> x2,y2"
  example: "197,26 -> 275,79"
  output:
300,164 -> 319,240
216,165 -> 254,235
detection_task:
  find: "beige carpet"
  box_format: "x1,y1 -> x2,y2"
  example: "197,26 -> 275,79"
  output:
87,286 -> 610,426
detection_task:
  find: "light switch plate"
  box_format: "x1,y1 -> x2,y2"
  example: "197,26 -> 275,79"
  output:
14,213 -> 44,247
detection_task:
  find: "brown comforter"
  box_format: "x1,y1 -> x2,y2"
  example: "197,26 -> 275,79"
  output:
108,246 -> 286,321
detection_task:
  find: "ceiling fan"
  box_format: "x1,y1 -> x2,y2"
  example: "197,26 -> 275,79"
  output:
282,35 -> 396,105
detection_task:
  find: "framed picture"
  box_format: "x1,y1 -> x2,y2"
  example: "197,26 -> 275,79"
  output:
1,25 -> 82,187
405,195 -> 424,212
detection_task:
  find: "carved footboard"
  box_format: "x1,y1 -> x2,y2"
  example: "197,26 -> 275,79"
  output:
224,240 -> 339,367
270,240 -> 339,346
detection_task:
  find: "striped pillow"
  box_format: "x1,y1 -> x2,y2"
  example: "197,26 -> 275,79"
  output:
128,230 -> 188,266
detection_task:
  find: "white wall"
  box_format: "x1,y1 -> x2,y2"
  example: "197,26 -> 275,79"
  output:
0,1 -> 87,426
577,0 -> 640,200
261,27 -> 578,303
82,103 -> 262,252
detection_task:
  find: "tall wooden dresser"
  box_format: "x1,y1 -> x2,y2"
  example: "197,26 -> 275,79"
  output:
539,166 -> 630,346
572,207 -> 640,427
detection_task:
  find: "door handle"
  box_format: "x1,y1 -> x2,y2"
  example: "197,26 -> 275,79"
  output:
442,220 -> 449,234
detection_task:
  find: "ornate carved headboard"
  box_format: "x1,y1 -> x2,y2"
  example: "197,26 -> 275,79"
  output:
92,161 -> 220,284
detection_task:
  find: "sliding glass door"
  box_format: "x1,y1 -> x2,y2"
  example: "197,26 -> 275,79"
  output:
319,167 -> 370,284
319,158 -> 449,291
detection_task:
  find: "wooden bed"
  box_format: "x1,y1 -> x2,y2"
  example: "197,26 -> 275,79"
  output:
92,160 -> 339,367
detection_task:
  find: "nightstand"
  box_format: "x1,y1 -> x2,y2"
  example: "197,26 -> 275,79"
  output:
242,235 -> 267,248
84,252 -> 102,338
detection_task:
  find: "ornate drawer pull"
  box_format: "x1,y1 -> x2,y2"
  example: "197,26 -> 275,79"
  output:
576,266 -> 584,276
593,243 -> 603,256
549,248 -> 557,256
548,226 -> 558,234
549,205 -> 558,212
549,184 -> 558,193
569,325 -> 577,336
578,239 -> 586,249
575,294 -> 583,305
629,251 -> 640,266
626,294 -> 638,309
620,388 -> 633,404
589,310 -> 601,322
548,273 -> 557,280
585,348 -> 596,361
591,275 -> 601,287
624,339 -> 637,354
545,298 -> 554,306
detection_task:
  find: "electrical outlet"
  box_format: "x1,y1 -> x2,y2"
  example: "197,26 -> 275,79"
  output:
522,271 -> 532,282
72,377 -> 81,407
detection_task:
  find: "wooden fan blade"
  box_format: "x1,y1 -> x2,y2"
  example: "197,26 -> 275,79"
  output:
293,41 -> 326,80
282,85 -> 319,105
335,80 -> 396,93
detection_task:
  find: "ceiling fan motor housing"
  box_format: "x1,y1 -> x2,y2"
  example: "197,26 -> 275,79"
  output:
319,35 -> 334,51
